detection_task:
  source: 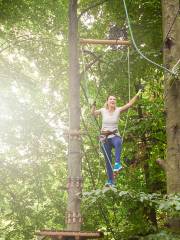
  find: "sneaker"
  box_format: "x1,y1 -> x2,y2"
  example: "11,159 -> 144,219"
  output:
105,179 -> 115,188
113,162 -> 123,172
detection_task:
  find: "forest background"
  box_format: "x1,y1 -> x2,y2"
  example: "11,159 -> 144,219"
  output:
0,0 -> 179,240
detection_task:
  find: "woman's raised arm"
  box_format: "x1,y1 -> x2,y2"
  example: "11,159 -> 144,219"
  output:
120,89 -> 142,112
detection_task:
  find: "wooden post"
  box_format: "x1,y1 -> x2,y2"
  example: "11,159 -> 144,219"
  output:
67,0 -> 82,231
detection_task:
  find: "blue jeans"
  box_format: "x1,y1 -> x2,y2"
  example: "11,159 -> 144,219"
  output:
101,136 -> 122,181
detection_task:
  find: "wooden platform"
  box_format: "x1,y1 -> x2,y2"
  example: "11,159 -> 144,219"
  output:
36,230 -> 103,240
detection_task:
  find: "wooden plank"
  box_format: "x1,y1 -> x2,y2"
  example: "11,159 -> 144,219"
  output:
80,38 -> 130,46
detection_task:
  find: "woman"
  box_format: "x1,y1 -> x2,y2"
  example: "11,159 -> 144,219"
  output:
91,90 -> 142,187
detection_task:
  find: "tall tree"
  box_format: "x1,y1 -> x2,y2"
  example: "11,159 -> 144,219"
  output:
162,0 -> 180,231
66,0 -> 82,231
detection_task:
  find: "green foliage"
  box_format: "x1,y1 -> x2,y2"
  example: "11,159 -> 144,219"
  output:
83,189 -> 180,212
82,189 -> 180,239
0,0 -> 179,239
140,231 -> 180,240
0,1 -> 69,239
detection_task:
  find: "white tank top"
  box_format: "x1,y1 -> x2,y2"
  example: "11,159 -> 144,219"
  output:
100,107 -> 121,138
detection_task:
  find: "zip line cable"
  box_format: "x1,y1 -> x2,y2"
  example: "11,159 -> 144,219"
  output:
122,0 -> 180,104
122,0 -> 176,76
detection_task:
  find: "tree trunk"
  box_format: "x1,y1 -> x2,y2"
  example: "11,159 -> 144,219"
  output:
66,0 -> 82,231
162,0 -> 180,232
162,0 -> 180,195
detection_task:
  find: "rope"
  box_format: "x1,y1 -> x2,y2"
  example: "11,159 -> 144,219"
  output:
100,140 -> 114,172
127,47 -> 131,102
121,46 -> 131,141
122,0 -> 176,76
81,47 -> 89,99
172,58 -> 180,74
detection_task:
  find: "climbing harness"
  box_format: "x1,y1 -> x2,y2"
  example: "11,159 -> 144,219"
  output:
99,129 -> 119,142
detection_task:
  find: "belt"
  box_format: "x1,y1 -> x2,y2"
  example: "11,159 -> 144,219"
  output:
100,129 -> 118,137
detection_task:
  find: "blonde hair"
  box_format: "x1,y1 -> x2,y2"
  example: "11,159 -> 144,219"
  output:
104,101 -> 109,109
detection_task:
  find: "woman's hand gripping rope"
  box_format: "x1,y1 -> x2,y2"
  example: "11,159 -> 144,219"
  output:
136,89 -> 142,97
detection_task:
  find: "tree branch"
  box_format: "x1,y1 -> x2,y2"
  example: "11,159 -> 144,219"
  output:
78,0 -> 109,20
0,36 -> 60,54
82,49 -> 103,61
80,55 -> 102,79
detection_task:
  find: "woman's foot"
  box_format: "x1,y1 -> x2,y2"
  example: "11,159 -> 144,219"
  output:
113,163 -> 124,178
113,162 -> 123,172
105,179 -> 115,188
